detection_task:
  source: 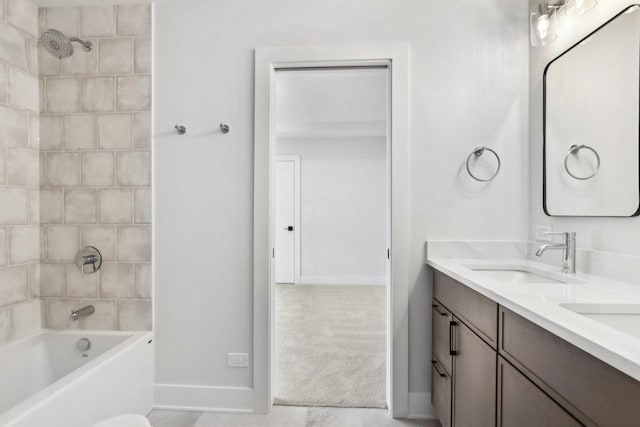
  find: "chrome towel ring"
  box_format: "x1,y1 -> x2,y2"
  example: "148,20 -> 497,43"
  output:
466,146 -> 501,182
564,144 -> 600,180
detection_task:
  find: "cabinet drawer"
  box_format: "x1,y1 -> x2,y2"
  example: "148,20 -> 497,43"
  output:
432,357 -> 452,427
499,307 -> 640,427
498,356 -> 582,427
432,299 -> 453,374
433,270 -> 498,348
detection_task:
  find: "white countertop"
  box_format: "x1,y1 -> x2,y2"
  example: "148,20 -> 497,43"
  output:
426,256 -> 640,382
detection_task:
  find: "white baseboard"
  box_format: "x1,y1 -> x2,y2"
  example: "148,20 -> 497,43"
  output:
154,384 -> 253,413
298,275 -> 386,285
407,392 -> 436,420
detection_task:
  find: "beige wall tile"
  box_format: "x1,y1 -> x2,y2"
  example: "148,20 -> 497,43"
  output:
46,152 -> 79,187
47,298 -> 81,329
0,20 -> 28,69
116,150 -> 150,186
7,0 -> 38,38
98,113 -> 132,149
40,189 -> 63,223
27,38 -> 37,75
0,309 -> 10,345
63,114 -> 97,149
10,299 -> 41,340
29,262 -> 39,297
0,228 -> 7,267
64,189 -> 97,224
46,225 -> 79,261
62,41 -> 97,76
65,262 -> 99,297
134,188 -> 151,224
117,5 -> 151,37
0,266 -> 28,307
38,78 -> 44,113
100,262 -> 134,298
82,77 -> 114,112
99,38 -> 132,74
81,6 -> 116,38
117,225 -> 150,262
135,263 -> 151,299
81,225 -> 115,261
29,113 -> 38,150
0,0 -> 5,20
116,75 -> 150,111
0,147 -> 5,186
133,112 -> 150,148
81,299 -> 115,330
45,7 -> 80,38
134,37 -> 150,74
0,188 -> 28,225
29,189 -> 39,224
38,45 -> 62,76
98,188 -> 132,224
40,262 -> 64,296
46,78 -> 80,113
9,67 -> 38,112
8,147 -> 38,187
39,115 -> 62,150
0,104 -> 28,146
117,299 -> 151,330
81,151 -> 114,187
0,63 -> 7,103
9,225 -> 39,264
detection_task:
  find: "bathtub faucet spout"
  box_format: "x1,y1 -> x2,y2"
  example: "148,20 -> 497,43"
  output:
70,305 -> 95,321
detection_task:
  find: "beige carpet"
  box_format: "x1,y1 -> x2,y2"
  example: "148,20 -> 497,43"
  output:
274,284 -> 387,408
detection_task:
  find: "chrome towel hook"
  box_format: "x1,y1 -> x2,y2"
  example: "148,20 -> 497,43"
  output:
564,144 -> 600,180
466,146 -> 501,182
175,124 -> 186,135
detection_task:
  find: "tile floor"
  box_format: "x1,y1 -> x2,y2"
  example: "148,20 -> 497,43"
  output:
148,406 -> 441,427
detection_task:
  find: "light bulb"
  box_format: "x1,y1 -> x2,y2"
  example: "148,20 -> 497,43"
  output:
565,0 -> 597,16
537,14 -> 551,39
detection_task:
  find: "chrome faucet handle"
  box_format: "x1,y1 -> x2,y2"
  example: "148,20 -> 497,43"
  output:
76,246 -> 102,277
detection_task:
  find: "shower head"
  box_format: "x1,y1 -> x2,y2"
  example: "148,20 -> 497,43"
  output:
40,29 -> 93,59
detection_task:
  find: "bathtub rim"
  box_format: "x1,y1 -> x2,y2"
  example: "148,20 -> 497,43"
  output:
0,329 -> 153,425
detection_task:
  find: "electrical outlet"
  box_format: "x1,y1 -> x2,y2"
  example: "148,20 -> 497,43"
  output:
227,353 -> 249,368
535,225 -> 552,242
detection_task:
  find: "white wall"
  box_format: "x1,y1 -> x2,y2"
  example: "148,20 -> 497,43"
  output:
153,0 -> 529,412
277,138 -> 387,285
529,0 -> 640,254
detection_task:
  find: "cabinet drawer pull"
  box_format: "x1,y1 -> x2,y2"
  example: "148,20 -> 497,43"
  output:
432,360 -> 447,377
432,303 -> 449,316
449,321 -> 458,356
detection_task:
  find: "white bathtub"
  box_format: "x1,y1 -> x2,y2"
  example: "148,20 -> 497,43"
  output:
0,329 -> 154,427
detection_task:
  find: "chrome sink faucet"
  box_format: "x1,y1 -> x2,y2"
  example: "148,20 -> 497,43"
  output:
535,232 -> 576,274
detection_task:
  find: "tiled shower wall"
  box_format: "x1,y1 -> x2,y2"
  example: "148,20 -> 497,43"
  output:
0,0 -> 42,344
38,4 -> 152,331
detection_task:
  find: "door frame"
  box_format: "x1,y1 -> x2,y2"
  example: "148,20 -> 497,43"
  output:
275,155 -> 301,284
253,43 -> 410,418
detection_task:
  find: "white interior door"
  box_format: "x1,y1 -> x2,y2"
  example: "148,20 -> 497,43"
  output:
275,160 -> 296,283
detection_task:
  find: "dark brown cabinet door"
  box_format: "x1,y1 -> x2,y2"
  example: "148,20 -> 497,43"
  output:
432,299 -> 454,374
497,357 -> 582,427
453,320 -> 496,427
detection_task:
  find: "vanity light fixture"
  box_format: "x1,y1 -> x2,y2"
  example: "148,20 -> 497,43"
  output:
530,0 -> 597,47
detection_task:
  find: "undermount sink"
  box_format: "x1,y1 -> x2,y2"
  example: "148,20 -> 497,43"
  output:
465,265 -> 574,284
560,303 -> 640,340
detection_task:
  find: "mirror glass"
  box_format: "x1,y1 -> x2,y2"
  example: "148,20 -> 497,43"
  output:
544,5 -> 640,217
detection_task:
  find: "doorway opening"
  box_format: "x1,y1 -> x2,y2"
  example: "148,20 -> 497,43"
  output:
272,67 -> 390,409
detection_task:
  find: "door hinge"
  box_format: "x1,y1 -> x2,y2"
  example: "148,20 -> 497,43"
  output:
272,248 -> 275,258
387,248 -> 390,259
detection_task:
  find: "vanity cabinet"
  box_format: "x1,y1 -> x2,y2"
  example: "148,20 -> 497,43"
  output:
432,271 -> 497,427
431,270 -> 640,427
